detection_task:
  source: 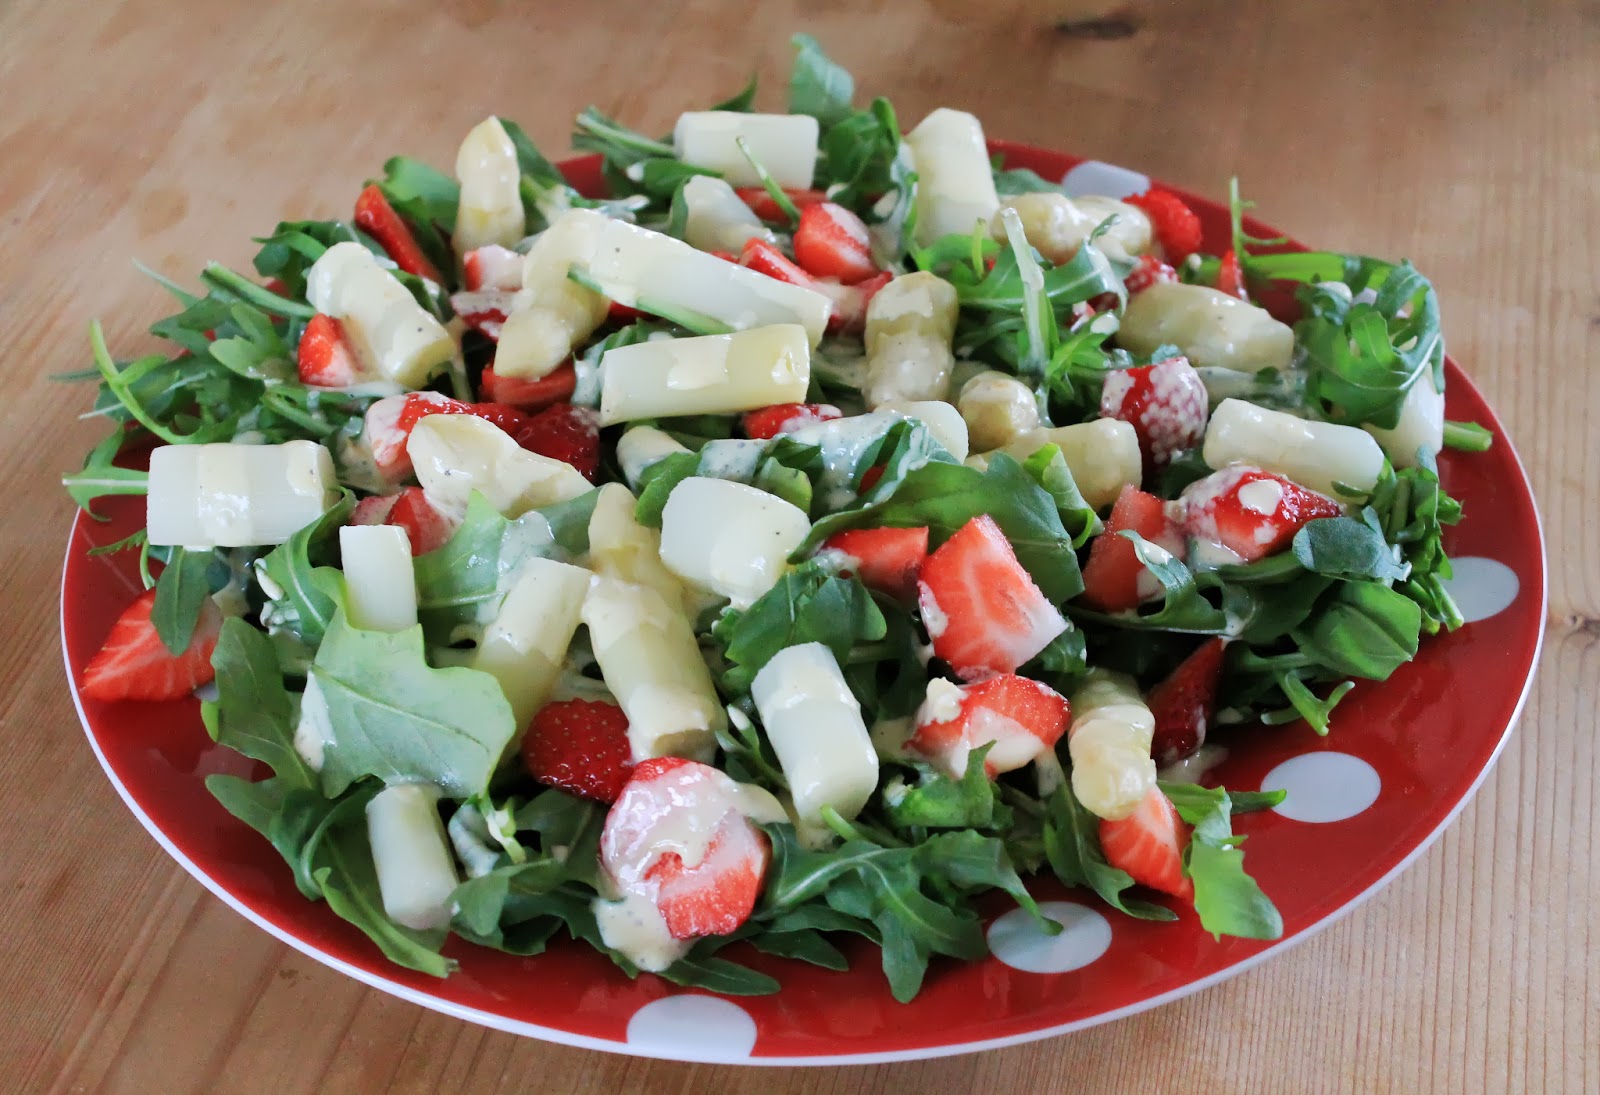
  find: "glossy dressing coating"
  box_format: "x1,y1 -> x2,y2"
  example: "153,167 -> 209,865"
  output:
1067,670 -> 1157,821
147,440 -> 340,548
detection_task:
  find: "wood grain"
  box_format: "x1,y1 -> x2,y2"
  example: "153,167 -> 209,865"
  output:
2,0 -> 1595,1091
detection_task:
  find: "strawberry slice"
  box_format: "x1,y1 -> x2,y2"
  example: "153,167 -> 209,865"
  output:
361,392 -> 463,480
514,403 -> 601,481
450,290 -> 514,341
739,237 -> 818,287
819,269 -> 892,335
601,758 -> 773,940
909,674 -> 1070,778
793,201 -> 879,284
297,313 -> 366,388
462,244 -> 523,291
1099,355 -> 1210,473
1147,637 -> 1228,766
522,698 -> 635,803
1079,485 -> 1187,613
916,514 -> 1067,680
1124,254 -> 1178,295
741,402 -> 843,440
80,588 -> 223,703
354,184 -> 444,284
1216,249 -> 1248,300
733,186 -> 828,222
1099,785 -> 1193,899
1181,466 -> 1343,563
480,361 -> 578,411
351,487 -> 456,556
1125,189 -> 1204,264
822,525 -> 929,602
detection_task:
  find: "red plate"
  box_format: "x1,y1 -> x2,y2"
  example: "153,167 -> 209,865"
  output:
59,144 -> 1546,1064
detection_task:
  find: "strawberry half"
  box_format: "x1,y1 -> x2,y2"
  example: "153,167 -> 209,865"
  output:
522,698 -> 635,803
820,269 -> 892,335
1099,355 -> 1210,474
600,758 -> 773,940
480,362 -> 577,412
1099,785 -> 1193,899
909,674 -> 1070,779
733,186 -> 828,222
1079,485 -> 1186,613
739,237 -> 818,288
462,244 -> 523,291
1216,249 -> 1248,300
741,402 -> 842,440
793,202 -> 879,284
351,486 -> 456,556
822,525 -> 929,602
515,403 -> 601,481
297,313 -> 366,388
1181,466 -> 1343,563
1125,189 -> 1204,264
354,184 -> 444,284
1147,637 -> 1228,767
450,290 -> 515,341
80,588 -> 223,703
361,391 -> 464,480
917,514 -> 1067,680
1124,254 -> 1178,295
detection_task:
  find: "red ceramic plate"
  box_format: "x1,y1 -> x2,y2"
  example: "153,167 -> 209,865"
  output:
60,143 -> 1546,1065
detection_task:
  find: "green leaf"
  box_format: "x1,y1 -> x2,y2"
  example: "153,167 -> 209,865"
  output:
1070,531 -> 1230,633
62,430 -> 148,518
376,157 -> 462,233
882,746 -> 1005,831
1290,580 -> 1421,679
257,492 -> 354,650
710,71 -> 760,113
1020,443 -> 1100,546
658,951 -> 780,996
207,618 -> 316,790
788,34 -> 855,127
918,829 -> 1050,928
1160,782 -> 1283,940
412,492 -> 562,644
993,165 -> 1063,196
632,451 -> 703,527
1291,515 -> 1410,582
1042,784 -> 1177,921
714,563 -> 886,695
151,547 -> 217,655
744,928 -> 849,970
310,606 -> 518,800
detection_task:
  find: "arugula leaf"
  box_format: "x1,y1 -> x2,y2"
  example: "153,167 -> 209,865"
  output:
881,746 -> 1006,831
993,165 -> 1063,196
1042,784 -> 1177,921
62,429 -> 148,518
633,452 -> 704,527
1069,532 -> 1230,633
1160,782 -> 1282,940
1020,443 -> 1100,546
411,492 -> 561,644
815,97 -> 906,214
713,562 -> 886,695
204,618 -> 316,790
710,72 -> 759,113
310,605 -> 518,800
151,547 -> 219,655
1267,673 -> 1356,734
1290,580 -> 1421,679
253,219 -> 366,299
376,156 -> 461,234
788,34 -> 855,127
1291,514 -> 1410,582
256,492 -> 353,652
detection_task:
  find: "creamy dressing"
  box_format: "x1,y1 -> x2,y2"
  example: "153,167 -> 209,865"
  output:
1157,744 -> 1230,785
783,410 -> 904,511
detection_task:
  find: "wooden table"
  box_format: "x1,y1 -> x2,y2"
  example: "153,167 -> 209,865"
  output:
3,0 -> 1594,1090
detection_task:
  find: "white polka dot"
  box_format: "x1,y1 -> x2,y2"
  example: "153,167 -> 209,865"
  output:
1440,556 -> 1520,623
1264,752 -> 1381,823
988,901 -> 1112,973
1061,161 -> 1151,199
625,995 -> 757,1058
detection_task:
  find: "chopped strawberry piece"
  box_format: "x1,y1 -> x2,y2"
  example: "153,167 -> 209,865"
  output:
1100,355 -> 1210,474
349,494 -> 399,525
1126,190 -> 1203,264
354,184 -> 444,284
916,514 -> 1067,680
297,313 -> 366,388
1124,254 -> 1179,295
823,526 -> 929,602
1099,785 -> 1193,899
739,237 -> 818,287
463,401 -> 532,438
741,402 -> 843,440
362,391 -> 463,480
1216,249 -> 1248,300
480,362 -> 578,412
601,758 -> 773,940
733,186 -> 828,222
909,674 -> 1070,778
1079,485 -> 1186,613
1147,637 -> 1228,767
522,699 -> 635,803
1181,466 -> 1343,563
462,244 -> 523,291
350,488 -> 456,555
80,588 -> 223,703
858,464 -> 885,492
820,269 -> 892,335
793,202 -> 879,284
515,403 -> 601,481
450,290 -> 514,341
608,300 -> 644,322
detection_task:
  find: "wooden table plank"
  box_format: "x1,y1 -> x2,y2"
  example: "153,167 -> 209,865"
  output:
2,0 -> 1594,1091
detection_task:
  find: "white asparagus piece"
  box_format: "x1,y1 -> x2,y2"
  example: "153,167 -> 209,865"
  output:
146,440 -> 340,548
338,525 -> 418,633
306,242 -> 455,388
1204,397 -> 1386,496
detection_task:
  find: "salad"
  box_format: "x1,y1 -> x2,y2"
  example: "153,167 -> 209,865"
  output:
63,36 -> 1493,1003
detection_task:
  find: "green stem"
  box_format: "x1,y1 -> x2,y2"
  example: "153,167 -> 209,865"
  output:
1442,419 -> 1494,452
201,264 -> 315,319
735,137 -> 800,227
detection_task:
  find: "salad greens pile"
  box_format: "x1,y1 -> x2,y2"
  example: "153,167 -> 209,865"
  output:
64,35 -> 1486,1002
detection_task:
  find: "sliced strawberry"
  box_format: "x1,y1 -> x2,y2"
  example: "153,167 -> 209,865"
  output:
350,493 -> 400,526
741,402 -> 843,440
1079,485 -> 1186,613
1099,355 -> 1210,474
793,201 -> 879,284
733,186 -> 828,222
297,313 -> 366,388
462,244 -> 523,291
1216,249 -> 1248,300
349,488 -> 455,555
1099,785 -> 1193,899
515,403 -> 601,481
909,674 -> 1070,778
522,698 -> 634,803
480,361 -> 578,411
1124,254 -> 1179,295
601,758 -> 773,940
1147,637 -> 1228,766
1125,189 -> 1203,264
739,237 -> 818,287
362,391 -> 463,480
1181,466 -> 1343,563
464,401 -> 532,438
80,588 -> 223,703
450,290 -> 515,341
822,525 -> 929,602
916,514 -> 1067,680
354,184 -> 444,284
820,269 -> 892,335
